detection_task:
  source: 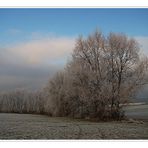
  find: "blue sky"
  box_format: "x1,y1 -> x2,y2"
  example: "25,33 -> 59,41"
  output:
0,8 -> 148,96
0,8 -> 148,46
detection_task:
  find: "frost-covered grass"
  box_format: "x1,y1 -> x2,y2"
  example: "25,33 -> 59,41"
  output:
0,113 -> 148,139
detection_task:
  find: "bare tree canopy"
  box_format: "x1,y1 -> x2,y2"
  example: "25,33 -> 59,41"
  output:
44,30 -> 148,120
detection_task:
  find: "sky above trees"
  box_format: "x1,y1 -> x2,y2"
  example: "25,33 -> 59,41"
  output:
0,8 -> 148,97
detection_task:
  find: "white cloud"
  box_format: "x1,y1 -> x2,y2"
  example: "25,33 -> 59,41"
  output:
0,35 -> 75,91
1,36 -> 75,67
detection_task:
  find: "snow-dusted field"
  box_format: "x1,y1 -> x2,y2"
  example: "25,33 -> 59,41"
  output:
125,104 -> 148,120
0,112 -> 148,139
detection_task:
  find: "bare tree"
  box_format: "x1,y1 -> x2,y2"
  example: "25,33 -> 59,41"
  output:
46,30 -> 148,120
107,33 -> 148,118
0,89 -> 48,114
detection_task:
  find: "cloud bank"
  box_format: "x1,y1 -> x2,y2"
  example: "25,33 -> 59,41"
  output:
1,36 -> 75,66
0,36 -> 75,91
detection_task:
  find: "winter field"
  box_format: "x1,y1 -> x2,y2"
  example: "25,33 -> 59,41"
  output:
124,104 -> 148,120
0,104 -> 147,139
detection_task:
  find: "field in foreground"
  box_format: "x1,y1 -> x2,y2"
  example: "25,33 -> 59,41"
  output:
0,105 -> 148,139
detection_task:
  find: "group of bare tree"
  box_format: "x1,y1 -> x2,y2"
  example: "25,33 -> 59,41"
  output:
0,89 -> 51,115
44,31 -> 148,120
0,30 -> 147,120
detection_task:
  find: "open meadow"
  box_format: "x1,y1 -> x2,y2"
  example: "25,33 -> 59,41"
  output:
0,104 -> 148,139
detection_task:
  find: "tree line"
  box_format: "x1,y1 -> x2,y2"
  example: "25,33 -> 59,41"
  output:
0,90 -> 50,115
0,30 -> 148,120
